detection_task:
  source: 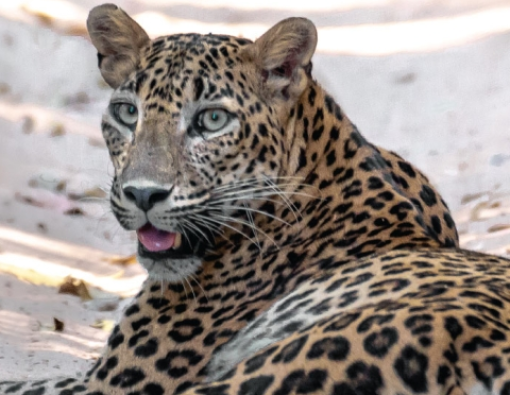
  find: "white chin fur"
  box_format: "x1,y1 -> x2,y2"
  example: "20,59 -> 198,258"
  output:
138,255 -> 202,283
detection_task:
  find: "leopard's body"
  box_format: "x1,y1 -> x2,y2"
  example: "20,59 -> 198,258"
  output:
3,4 -> 510,395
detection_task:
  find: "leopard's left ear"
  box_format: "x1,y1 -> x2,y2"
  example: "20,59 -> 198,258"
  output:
87,3 -> 150,88
246,17 -> 317,102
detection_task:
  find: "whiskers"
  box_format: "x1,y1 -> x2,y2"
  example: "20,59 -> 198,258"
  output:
178,273 -> 207,303
181,176 -> 318,251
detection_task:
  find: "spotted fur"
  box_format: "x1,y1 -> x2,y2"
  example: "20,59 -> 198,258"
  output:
4,4 -> 510,395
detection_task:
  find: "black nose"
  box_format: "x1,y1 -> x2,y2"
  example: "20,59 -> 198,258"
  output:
123,186 -> 171,211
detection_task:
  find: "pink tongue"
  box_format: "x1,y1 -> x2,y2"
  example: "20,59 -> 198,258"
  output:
137,224 -> 176,252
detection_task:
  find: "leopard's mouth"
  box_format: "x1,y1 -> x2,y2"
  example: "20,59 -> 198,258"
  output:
136,223 -> 209,260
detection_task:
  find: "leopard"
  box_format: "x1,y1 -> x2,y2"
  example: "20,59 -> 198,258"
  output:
3,3 -> 510,395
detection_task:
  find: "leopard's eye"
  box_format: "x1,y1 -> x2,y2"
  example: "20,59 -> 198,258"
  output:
196,109 -> 230,132
114,103 -> 138,127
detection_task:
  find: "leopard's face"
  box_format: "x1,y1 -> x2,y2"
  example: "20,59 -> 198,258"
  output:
101,34 -> 291,281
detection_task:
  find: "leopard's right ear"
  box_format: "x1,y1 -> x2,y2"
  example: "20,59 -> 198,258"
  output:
87,4 -> 150,88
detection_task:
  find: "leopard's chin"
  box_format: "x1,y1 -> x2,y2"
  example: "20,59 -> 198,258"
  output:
137,253 -> 204,283
135,223 -> 211,283
136,233 -> 209,283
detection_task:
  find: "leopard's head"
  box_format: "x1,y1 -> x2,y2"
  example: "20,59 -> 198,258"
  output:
87,4 -> 317,281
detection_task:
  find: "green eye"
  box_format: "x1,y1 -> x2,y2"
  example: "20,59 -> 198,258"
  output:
114,103 -> 138,126
197,109 -> 229,132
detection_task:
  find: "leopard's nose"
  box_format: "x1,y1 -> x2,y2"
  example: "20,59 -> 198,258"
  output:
123,186 -> 171,211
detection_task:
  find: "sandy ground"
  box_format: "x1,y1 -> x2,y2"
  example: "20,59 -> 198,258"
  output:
0,0 -> 509,380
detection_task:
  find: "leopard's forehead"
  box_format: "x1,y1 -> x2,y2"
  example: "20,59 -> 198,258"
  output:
120,33 -> 254,105
138,33 -> 253,74
148,33 -> 252,52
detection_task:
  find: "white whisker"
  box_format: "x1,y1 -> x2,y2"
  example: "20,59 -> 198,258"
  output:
182,218 -> 213,244
212,183 -> 311,199
208,211 -> 276,247
213,176 -> 305,192
193,214 -> 259,246
189,214 -> 231,246
264,176 -> 301,221
204,204 -> 291,227
184,276 -> 196,301
244,201 -> 261,251
189,274 -> 208,302
179,223 -> 193,246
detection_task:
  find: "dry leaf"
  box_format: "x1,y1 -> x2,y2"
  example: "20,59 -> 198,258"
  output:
469,201 -> 489,221
21,116 -> 35,134
107,254 -> 137,267
15,190 -> 76,213
28,175 -> 66,193
25,9 -> 54,27
0,82 -> 10,94
84,297 -> 120,312
487,224 -> 510,233
88,138 -> 105,147
37,223 -> 48,233
461,192 -> 487,205
53,318 -> 65,332
58,276 -> 92,301
65,92 -> 89,105
63,24 -> 88,37
394,72 -> 416,84
64,207 -> 84,216
50,123 -> 66,137
15,192 -> 44,207
0,262 -> 62,287
68,187 -> 106,201
90,319 -> 115,332
55,181 -> 67,192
